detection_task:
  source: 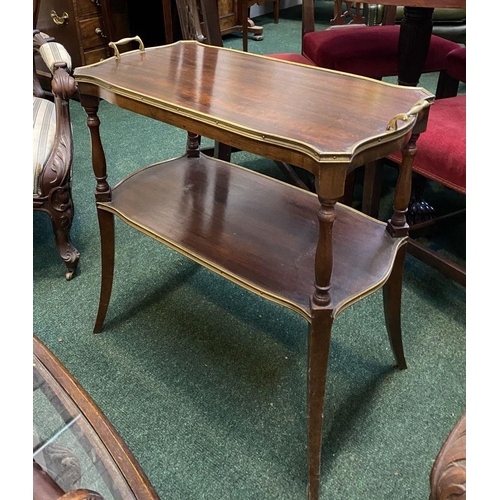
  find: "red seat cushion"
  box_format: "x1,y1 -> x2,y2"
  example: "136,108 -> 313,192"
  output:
446,47 -> 466,83
302,25 -> 460,80
266,52 -> 317,66
387,95 -> 466,194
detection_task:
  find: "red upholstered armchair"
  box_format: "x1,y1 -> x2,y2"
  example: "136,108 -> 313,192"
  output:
366,47 -> 466,285
273,0 -> 461,90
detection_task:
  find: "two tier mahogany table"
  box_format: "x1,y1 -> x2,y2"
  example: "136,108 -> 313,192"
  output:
74,40 -> 433,500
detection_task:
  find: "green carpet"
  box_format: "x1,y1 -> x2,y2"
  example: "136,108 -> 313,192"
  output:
33,4 -> 466,499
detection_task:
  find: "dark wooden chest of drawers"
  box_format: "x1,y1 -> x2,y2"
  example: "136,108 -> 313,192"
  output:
36,0 -> 130,68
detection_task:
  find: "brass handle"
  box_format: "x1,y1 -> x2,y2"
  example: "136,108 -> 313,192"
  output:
386,99 -> 432,131
108,36 -> 145,58
95,27 -> 107,38
51,10 -> 69,25
91,0 -> 101,6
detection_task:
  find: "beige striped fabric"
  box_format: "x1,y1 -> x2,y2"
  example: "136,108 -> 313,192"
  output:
38,42 -> 72,74
33,96 -> 56,195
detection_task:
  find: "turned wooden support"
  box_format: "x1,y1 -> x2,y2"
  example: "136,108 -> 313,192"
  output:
80,95 -> 111,203
312,197 -> 336,307
387,133 -> 419,237
186,131 -> 201,157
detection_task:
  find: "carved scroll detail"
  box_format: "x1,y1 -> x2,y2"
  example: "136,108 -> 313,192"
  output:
430,413 -> 466,500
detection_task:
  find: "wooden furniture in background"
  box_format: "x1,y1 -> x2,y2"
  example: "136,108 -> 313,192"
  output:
35,0 -> 131,68
75,40 -> 433,499
374,0 -> 466,87
361,47 -> 466,287
33,30 -> 80,280
154,0 -> 269,52
367,3 -> 466,44
300,0 -> 460,88
33,336 -> 160,500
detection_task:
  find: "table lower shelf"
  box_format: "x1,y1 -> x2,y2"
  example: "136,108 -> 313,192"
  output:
101,154 -> 405,320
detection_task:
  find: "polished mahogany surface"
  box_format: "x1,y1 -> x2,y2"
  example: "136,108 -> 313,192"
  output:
74,41 -> 432,172
107,155 -> 402,319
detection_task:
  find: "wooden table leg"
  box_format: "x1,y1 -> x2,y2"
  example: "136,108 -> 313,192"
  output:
383,244 -> 407,370
81,95 -> 115,334
307,196 -> 336,500
241,0 -> 248,51
307,307 -> 333,500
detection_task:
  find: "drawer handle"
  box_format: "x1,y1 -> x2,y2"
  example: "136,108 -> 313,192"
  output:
91,0 -> 101,6
108,36 -> 145,58
51,10 -> 69,25
95,27 -> 107,38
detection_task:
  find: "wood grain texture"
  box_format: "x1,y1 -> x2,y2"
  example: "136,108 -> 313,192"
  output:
74,41 -> 432,174
102,154 -> 404,319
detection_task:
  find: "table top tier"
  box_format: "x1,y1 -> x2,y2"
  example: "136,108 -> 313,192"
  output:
74,41 -> 433,171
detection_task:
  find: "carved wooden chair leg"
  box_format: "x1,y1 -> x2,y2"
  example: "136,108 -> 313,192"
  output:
94,210 -> 115,334
47,196 -> 80,281
382,244 -> 407,370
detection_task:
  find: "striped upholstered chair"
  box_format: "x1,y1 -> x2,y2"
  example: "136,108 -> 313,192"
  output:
33,31 -> 79,280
